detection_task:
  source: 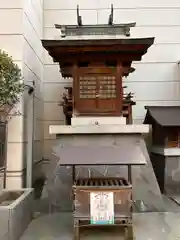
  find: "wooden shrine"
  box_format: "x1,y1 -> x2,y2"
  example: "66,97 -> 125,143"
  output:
42,5 -> 155,240
42,5 -> 154,124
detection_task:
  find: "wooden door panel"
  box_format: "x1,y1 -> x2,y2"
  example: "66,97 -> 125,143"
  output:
74,67 -> 122,115
98,100 -> 117,111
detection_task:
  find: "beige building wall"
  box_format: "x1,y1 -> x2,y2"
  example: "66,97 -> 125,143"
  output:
22,0 -> 44,184
43,0 -> 180,161
0,0 -> 44,189
1,0 -> 180,187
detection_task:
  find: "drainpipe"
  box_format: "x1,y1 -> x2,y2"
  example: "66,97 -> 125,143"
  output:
26,81 -> 35,188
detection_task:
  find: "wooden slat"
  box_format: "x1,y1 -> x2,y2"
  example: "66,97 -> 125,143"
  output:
114,179 -> 119,186
119,179 -> 123,186
100,179 -> 103,186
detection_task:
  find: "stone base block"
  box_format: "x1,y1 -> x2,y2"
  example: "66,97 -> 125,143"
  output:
71,116 -> 126,126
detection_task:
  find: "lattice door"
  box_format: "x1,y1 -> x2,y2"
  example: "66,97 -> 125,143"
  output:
74,67 -> 122,115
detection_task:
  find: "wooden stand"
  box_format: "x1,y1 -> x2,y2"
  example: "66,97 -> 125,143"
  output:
73,172 -> 133,239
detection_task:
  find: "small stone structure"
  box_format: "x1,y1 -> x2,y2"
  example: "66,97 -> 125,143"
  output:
0,188 -> 34,240
144,106 -> 180,195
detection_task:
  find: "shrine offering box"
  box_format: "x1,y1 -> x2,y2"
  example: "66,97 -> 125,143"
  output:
73,177 -> 132,239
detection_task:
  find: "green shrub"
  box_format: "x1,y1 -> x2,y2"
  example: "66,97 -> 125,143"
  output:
0,50 -> 24,120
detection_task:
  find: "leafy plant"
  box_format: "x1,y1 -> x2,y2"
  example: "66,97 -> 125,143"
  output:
0,50 -> 24,121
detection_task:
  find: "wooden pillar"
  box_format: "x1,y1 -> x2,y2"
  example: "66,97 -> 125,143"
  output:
72,63 -> 78,117
128,165 -> 132,184
116,62 -> 123,115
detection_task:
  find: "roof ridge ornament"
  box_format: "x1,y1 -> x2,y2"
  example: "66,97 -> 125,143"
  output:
54,5 -> 137,37
77,5 -> 82,26
108,4 -> 114,25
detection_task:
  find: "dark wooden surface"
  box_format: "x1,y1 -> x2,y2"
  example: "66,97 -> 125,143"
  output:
60,86 -> 135,124
73,66 -> 122,116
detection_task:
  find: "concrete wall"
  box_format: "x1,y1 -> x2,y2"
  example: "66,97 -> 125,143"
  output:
43,0 -> 180,160
22,0 -> 44,183
0,0 -> 44,188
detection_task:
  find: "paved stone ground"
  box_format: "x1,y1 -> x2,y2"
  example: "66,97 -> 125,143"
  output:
20,213 -> 125,240
19,195 -> 180,240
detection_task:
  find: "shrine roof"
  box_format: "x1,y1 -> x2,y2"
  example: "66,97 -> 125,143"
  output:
42,37 -> 154,63
144,106 -> 180,127
42,37 -> 154,48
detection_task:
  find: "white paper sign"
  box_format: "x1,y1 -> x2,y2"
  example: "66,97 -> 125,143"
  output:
90,192 -> 114,224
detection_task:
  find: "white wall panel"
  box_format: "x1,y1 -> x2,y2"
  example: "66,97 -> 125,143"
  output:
44,9 -> 98,27
126,63 -> 179,82
44,65 -> 73,83
44,0 -> 100,10
98,0 -> 180,8
0,35 -> 23,61
98,9 -> 180,26
22,64 -> 43,99
31,0 -> 43,23
43,27 -> 60,39
44,102 -> 65,121
23,14 -> 43,60
44,0 -> 180,10
43,83 -> 69,102
131,27 -> 180,44
0,0 -> 23,8
141,44 -> 180,63
126,82 -> 180,101
0,9 -> 23,34
23,39 -> 43,81
23,0 -> 42,38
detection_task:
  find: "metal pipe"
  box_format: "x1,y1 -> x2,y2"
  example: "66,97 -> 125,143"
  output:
26,82 -> 35,188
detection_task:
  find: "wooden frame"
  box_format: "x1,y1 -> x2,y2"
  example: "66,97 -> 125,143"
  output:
73,177 -> 133,240
166,129 -> 180,148
73,65 -> 123,116
60,86 -> 135,124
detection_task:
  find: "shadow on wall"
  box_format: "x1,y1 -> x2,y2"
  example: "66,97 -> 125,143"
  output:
32,177 -> 46,199
143,125 -> 152,152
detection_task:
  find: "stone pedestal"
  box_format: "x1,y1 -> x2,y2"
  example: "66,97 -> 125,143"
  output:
45,123 -> 164,212
71,116 -> 126,126
151,148 -> 180,194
